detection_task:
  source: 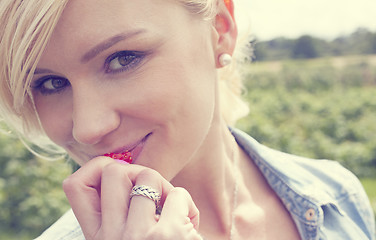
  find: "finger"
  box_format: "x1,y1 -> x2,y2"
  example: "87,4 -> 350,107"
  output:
125,168 -> 174,234
62,156 -> 113,238
99,163 -> 167,236
158,187 -> 200,230
99,162 -> 133,237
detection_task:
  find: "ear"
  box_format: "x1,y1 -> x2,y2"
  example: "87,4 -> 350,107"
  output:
213,0 -> 238,68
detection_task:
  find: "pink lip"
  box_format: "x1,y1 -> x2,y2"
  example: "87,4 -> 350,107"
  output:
104,133 -> 151,164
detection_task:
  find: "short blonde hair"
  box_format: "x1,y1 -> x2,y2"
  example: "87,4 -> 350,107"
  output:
0,0 -> 249,146
0,0 -> 69,136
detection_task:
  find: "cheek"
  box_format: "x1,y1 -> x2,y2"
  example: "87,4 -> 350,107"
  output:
138,63 -> 216,153
33,95 -> 73,146
128,61 -> 215,125
134,66 -> 216,179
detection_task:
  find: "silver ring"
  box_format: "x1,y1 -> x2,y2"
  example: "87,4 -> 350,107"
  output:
130,185 -> 161,207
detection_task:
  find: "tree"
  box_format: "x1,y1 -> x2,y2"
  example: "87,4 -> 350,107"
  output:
292,35 -> 318,59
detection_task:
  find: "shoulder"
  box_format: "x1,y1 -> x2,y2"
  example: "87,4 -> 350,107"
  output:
34,209 -> 84,240
231,128 -> 375,239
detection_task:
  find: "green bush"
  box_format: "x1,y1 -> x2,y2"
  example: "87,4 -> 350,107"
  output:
238,56 -> 376,177
0,133 -> 71,238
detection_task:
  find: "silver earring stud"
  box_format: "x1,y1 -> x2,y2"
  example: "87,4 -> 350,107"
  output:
219,53 -> 232,67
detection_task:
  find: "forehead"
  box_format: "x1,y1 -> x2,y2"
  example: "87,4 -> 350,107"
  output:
39,0 -> 202,67
56,0 -> 175,37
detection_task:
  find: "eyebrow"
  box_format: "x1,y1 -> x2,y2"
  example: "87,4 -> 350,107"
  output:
33,68 -> 57,75
81,29 -> 146,63
30,29 -> 147,75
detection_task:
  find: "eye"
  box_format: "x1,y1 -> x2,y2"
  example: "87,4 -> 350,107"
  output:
105,51 -> 144,74
32,76 -> 70,95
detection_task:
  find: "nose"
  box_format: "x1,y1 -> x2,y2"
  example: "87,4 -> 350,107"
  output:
71,85 -> 120,145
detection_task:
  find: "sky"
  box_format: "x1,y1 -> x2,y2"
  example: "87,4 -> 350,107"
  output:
241,0 -> 376,40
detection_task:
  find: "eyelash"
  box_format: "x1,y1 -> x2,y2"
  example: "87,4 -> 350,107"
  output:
31,76 -> 70,95
32,51 -> 146,95
104,50 -> 145,74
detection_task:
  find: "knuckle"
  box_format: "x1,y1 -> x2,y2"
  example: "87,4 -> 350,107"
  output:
136,168 -> 162,184
139,168 -> 162,179
102,162 -> 133,187
62,175 -> 96,198
62,174 -> 80,195
170,187 -> 191,198
102,162 -> 122,175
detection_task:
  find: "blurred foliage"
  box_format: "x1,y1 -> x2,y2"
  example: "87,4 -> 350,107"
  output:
292,35 -> 319,59
253,28 -> 376,61
0,133 -> 71,238
237,55 -> 376,178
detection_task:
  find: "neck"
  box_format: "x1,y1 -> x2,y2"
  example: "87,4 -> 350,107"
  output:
171,120 -> 239,237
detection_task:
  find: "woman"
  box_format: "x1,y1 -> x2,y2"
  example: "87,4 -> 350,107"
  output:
0,0 -> 374,239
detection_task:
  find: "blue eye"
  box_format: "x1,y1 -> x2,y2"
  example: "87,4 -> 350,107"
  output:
105,51 -> 144,74
32,76 -> 70,95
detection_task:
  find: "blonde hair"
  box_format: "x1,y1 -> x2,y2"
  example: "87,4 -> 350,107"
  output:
0,0 -> 249,148
0,0 -> 69,136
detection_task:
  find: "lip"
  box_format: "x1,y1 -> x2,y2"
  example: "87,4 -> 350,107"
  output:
105,133 -> 151,164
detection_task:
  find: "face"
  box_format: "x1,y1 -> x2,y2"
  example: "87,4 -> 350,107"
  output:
31,0 -> 221,179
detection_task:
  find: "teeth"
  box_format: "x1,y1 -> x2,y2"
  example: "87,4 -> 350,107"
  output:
104,151 -> 133,164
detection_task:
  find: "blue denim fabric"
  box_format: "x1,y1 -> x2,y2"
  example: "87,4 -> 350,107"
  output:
231,128 -> 375,240
36,128 -> 375,240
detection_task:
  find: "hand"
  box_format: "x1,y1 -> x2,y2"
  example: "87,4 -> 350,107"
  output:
63,157 -> 202,240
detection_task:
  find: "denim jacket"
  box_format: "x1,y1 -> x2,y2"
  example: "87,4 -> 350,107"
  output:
36,128 -> 375,240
